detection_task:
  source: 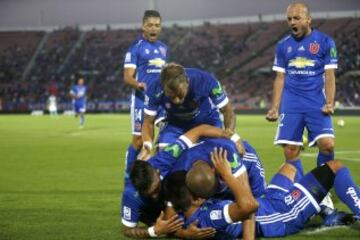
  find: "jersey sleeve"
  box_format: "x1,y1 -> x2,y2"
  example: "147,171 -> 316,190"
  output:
324,37 -> 338,70
272,42 -> 286,73
121,188 -> 142,228
123,44 -> 138,69
206,73 -> 229,109
150,135 -> 193,178
202,200 -> 234,228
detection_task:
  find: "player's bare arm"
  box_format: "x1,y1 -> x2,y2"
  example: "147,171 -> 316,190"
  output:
220,101 -> 236,131
124,67 -> 145,91
211,148 -> 259,221
138,114 -> 156,160
266,71 -> 285,121
164,205 -> 216,239
183,124 -> 233,144
122,211 -> 183,238
322,68 -> 336,115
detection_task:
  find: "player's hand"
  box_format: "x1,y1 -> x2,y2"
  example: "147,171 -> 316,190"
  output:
137,147 -> 151,161
222,128 -> 234,139
154,211 -> 184,236
265,108 -> 279,122
136,82 -> 146,91
183,220 -> 216,239
322,103 -> 334,115
211,147 -> 232,178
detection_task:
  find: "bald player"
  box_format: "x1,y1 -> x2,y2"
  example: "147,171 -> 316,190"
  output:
266,2 -> 338,218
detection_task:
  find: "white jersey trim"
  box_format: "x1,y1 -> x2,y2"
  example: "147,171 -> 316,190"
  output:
294,183 -> 321,213
324,64 -> 338,70
272,66 -> 286,73
233,165 -> 247,178
216,97 -> 229,109
122,218 -> 137,228
267,184 -> 289,193
223,204 -> 233,224
124,63 -> 137,69
274,140 -> 303,146
309,134 -> 335,147
144,108 -> 157,116
179,135 -> 194,148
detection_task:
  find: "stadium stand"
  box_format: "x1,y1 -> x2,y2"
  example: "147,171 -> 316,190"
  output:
0,17 -> 359,112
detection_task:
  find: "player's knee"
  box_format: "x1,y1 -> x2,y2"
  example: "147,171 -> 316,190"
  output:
318,138 -> 334,154
278,163 -> 297,181
283,145 -> 300,160
325,159 -> 344,173
131,135 -> 143,149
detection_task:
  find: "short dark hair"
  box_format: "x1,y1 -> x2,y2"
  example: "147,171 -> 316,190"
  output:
130,160 -> 156,195
143,10 -> 161,23
160,63 -> 188,91
164,171 -> 192,213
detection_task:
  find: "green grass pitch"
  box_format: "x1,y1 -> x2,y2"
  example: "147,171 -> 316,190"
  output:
0,114 -> 359,239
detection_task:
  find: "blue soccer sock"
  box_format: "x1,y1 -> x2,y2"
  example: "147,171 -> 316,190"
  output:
124,145 -> 140,180
286,159 -> 304,182
317,151 -> 334,166
334,167 -> 360,216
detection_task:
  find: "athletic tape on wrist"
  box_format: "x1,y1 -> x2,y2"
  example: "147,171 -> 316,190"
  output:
148,226 -> 157,237
230,133 -> 241,143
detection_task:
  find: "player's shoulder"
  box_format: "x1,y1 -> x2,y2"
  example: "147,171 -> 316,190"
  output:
277,34 -> 293,46
128,36 -> 146,49
312,29 -> 335,43
186,68 -> 214,83
156,40 -> 168,48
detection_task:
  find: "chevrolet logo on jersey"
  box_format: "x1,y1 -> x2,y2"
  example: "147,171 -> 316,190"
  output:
288,57 -> 315,69
148,58 -> 166,68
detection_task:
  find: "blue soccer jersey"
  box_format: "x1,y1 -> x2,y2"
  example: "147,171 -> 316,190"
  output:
121,182 -> 164,228
147,135 -> 194,179
273,29 -> 338,113
124,36 -> 168,99
172,138 -> 266,197
144,68 -> 229,128
182,172 -> 322,239
70,85 -> 87,112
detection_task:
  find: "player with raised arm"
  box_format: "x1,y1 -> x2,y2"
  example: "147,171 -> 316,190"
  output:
70,77 -> 87,128
165,148 -> 360,239
123,10 -> 168,183
140,63 -> 236,159
121,124 -> 230,239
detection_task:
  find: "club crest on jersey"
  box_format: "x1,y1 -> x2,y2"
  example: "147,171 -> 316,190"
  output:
309,42 -> 320,54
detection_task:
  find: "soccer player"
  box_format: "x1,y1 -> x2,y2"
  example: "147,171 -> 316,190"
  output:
123,10 -> 168,182
47,95 -> 58,117
121,124 -> 228,238
165,148 -> 360,239
70,77 -> 87,127
140,63 -> 236,159
266,2 -> 337,208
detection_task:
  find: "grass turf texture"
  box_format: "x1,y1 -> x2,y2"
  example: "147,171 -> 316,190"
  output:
0,114 -> 359,239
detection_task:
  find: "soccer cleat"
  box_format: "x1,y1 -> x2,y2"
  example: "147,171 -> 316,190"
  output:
322,209 -> 357,226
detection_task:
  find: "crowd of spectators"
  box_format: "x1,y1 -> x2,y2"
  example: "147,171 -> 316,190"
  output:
0,17 -> 359,112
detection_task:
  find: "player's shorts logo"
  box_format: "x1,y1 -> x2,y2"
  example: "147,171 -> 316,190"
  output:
309,42 -> 320,54
291,189 -> 302,201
